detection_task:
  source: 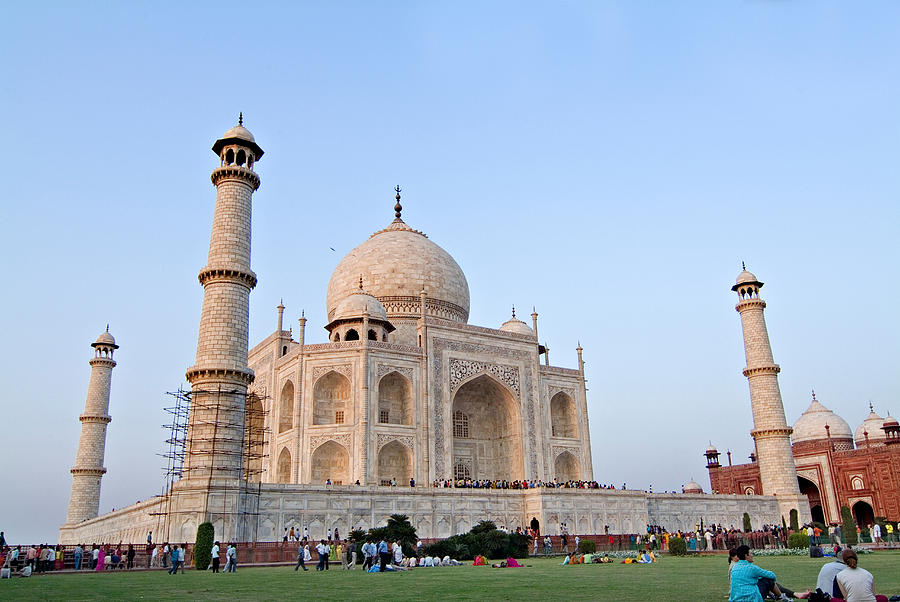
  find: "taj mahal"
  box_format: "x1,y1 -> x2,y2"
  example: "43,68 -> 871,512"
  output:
59,119 -> 820,545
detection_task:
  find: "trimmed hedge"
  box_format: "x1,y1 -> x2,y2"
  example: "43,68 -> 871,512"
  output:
577,539 -> 596,554
194,522 -> 214,570
668,536 -> 687,556
841,506 -> 858,545
787,532 -> 809,549
789,509 -> 799,532
743,513 -> 752,532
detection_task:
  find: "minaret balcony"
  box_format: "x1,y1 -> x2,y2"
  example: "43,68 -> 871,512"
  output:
211,165 -> 260,189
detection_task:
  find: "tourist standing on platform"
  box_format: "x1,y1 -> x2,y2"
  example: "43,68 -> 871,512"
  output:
73,544 -> 83,570
126,545 -> 135,569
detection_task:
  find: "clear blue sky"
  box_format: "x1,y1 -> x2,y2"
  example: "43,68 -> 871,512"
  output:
2,1 -> 898,543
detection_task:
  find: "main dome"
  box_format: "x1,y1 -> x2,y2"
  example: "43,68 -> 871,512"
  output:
327,218 -> 470,324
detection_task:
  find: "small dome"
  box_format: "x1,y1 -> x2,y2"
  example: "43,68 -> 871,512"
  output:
792,396 -> 853,443
332,291 -> 388,322
883,414 -> 899,428
683,480 -> 703,494
499,311 -> 533,335
855,408 -> 886,445
92,329 -> 117,348
735,270 -> 759,286
222,124 -> 255,143
705,444 -> 718,454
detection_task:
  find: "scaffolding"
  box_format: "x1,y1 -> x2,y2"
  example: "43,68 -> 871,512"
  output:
151,386 -> 269,542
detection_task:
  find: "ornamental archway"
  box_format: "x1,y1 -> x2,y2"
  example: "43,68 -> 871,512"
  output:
451,374 -> 523,481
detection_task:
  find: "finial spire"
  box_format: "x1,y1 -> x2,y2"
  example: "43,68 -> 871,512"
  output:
394,185 -> 402,219
870,401 -> 874,413
742,260 -> 746,271
811,388 -> 816,401
238,112 -> 243,126
511,305 -> 516,319
359,275 -> 364,291
106,324 -> 109,333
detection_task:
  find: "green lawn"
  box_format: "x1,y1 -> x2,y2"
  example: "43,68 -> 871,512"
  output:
3,553 -> 899,601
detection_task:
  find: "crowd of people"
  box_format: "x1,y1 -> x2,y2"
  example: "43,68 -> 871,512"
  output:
429,478 -> 621,490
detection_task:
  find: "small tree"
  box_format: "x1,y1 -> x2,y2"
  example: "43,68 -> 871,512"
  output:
668,536 -> 687,556
840,506 -> 858,545
742,513 -> 752,532
194,522 -> 214,570
787,532 -> 809,549
789,509 -> 799,532
577,539 -> 596,554
348,528 -> 367,543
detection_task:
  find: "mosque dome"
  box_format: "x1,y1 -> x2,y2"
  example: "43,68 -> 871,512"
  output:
735,270 -> 759,286
705,444 -> 718,454
855,408 -> 886,445
92,329 -> 117,348
332,289 -> 388,322
499,309 -> 533,336
683,480 -> 703,494
791,396 -> 853,443
327,217 -> 470,324
884,415 -> 899,428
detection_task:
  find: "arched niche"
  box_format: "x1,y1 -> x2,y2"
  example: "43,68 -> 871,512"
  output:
279,381 -> 294,433
554,451 -> 581,482
313,371 -> 351,425
244,393 -> 265,482
377,440 -> 412,485
451,374 -> 523,481
276,447 -> 292,484
378,371 -> 412,425
550,392 -> 578,438
311,440 -> 350,485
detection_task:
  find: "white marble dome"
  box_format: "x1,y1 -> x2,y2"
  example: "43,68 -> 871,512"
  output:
683,480 -> 703,494
792,397 -> 853,443
93,329 -> 117,347
327,218 -> 470,323
735,269 -> 760,286
222,124 -> 256,143
855,408 -> 886,445
499,312 -> 533,335
332,290 -> 388,322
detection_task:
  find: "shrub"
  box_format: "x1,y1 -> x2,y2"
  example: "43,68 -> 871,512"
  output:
577,539 -> 596,554
668,536 -> 687,556
366,514 -> 419,557
421,526 -> 528,560
840,506 -> 858,545
194,522 -> 214,570
787,532 -> 809,549
743,513 -> 752,532
789,509 -> 799,532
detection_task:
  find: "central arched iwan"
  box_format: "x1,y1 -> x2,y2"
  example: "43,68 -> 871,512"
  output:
451,374 -> 523,481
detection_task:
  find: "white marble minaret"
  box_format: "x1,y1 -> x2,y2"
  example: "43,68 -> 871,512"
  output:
733,266 -> 808,522
183,115 -> 263,482
65,328 -> 118,524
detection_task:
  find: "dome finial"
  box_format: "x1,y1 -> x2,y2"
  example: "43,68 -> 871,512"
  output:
870,401 -> 874,413
811,388 -> 816,401
106,324 -> 109,333
238,112 -> 243,126
358,275 -> 364,291
394,185 -> 403,219
511,305 -> 516,319
742,260 -> 746,271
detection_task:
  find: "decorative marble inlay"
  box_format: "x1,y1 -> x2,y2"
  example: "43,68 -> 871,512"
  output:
312,364 -> 353,382
376,364 -> 414,382
449,359 -> 520,395
376,433 -> 415,452
309,433 -> 351,451
552,445 -> 582,460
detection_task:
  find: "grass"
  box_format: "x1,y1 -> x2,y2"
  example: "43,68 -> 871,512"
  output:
3,552 -> 899,601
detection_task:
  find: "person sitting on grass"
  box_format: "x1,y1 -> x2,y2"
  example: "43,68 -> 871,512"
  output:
728,545 -> 809,601
835,548 -> 889,602
637,550 -> 654,564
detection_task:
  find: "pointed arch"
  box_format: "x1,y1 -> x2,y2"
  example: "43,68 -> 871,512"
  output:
451,373 -> 523,481
378,371 -> 412,425
377,440 -> 412,485
311,440 -> 350,485
276,447 -> 292,484
550,391 -> 578,438
279,380 -> 294,433
554,451 -> 581,482
313,371 -> 352,425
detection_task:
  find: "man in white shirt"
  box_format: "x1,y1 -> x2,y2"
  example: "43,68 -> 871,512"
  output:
211,541 -> 220,573
871,523 -> 882,544
315,540 -> 329,571
836,548 -> 880,602
392,541 -> 403,565
161,543 -> 169,568
177,546 -> 185,573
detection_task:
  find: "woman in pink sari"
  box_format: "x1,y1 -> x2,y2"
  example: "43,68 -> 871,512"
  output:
95,546 -> 106,571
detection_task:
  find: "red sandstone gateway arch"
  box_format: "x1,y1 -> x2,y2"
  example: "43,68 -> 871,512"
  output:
450,373 -> 524,481
798,476 -> 826,524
